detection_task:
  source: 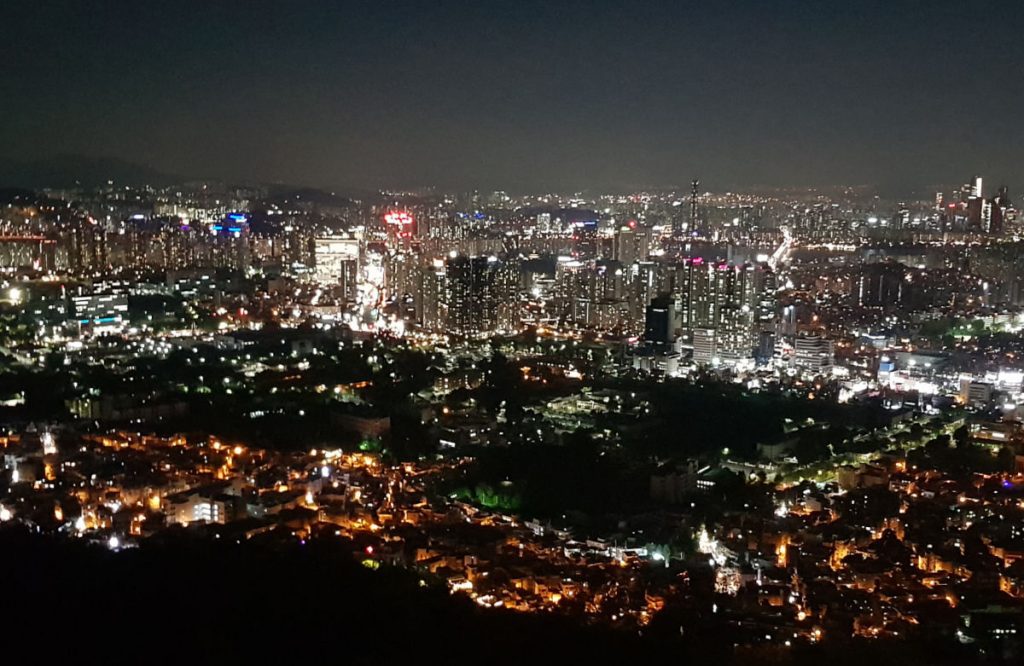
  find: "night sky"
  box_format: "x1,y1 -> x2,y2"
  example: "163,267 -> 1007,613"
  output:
2,1 -> 1022,193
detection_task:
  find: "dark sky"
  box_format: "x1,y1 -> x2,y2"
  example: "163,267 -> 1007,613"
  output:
2,1 -> 1022,193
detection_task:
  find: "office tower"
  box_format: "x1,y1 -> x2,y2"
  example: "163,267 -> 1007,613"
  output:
633,294 -> 681,375
692,327 -> 717,364
894,203 -> 909,229
990,186 -> 1011,234
981,199 -> 993,233
961,175 -> 985,229
644,295 -> 675,347
792,334 -> 834,375
756,330 -> 776,366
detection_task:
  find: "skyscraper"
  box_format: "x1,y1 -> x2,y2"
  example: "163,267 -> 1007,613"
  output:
68,218 -> 108,274
204,216 -> 251,271
554,258 -> 592,328
689,179 -> 700,235
673,259 -> 768,364
494,257 -> 522,332
418,259 -> 447,330
643,295 -> 676,347
445,255 -> 499,336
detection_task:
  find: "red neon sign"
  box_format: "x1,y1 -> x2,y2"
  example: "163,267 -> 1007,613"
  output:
384,211 -> 413,226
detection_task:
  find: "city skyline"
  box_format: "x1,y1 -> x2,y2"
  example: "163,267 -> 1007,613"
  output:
5,3 -> 1024,663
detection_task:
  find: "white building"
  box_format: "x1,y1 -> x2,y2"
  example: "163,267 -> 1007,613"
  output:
791,335 -> 833,375
313,237 -> 359,284
314,236 -> 360,301
692,328 -> 717,365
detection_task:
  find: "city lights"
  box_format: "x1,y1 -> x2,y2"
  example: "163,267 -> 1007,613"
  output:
1,4 -> 1022,659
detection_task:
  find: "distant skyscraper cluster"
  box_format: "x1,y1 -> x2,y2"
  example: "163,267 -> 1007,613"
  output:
934,175 -> 1015,233
1,173 -> 1020,379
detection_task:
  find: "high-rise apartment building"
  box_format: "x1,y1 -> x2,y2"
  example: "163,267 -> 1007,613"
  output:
445,255 -> 499,336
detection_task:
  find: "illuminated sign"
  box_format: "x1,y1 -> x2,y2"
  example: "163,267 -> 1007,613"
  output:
384,211 -> 413,226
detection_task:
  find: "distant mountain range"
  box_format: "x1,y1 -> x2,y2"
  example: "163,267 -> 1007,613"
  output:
0,154 -> 181,189
0,155 -> 382,201
0,154 -> 940,200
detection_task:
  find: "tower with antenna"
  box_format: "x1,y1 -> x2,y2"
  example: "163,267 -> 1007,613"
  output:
689,179 -> 700,235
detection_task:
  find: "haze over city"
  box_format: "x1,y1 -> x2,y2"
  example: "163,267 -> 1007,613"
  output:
3,0 -> 1023,192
